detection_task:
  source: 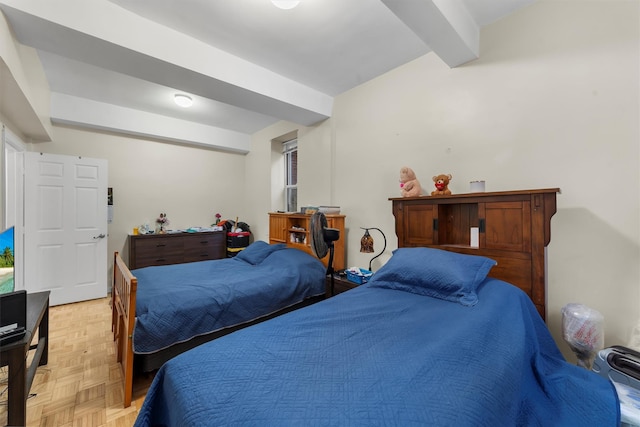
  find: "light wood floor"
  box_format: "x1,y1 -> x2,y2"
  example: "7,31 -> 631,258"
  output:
0,297 -> 153,427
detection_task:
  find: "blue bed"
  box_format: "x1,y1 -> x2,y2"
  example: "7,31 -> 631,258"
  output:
132,241 -> 326,354
112,240 -> 326,407
134,248 -> 619,426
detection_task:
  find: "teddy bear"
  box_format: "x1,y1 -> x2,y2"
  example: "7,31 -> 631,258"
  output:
431,174 -> 452,196
399,167 -> 421,197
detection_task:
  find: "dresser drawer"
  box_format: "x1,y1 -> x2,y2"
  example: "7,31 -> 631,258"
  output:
131,236 -> 184,268
129,232 -> 226,269
183,233 -> 225,263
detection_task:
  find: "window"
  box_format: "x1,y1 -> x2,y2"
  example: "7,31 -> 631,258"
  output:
283,139 -> 297,212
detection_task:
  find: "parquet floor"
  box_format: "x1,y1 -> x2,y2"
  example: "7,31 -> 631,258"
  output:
0,297 -> 153,427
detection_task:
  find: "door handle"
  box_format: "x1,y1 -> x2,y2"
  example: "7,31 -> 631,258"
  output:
93,233 -> 106,239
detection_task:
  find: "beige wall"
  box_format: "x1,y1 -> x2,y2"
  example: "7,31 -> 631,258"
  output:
2,0 -> 638,361
29,126 -> 247,281
248,0 -> 640,359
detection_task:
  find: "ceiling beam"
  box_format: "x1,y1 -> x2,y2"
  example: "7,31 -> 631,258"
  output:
0,10 -> 51,142
382,0 -> 479,67
50,93 -> 251,153
0,0 -> 333,126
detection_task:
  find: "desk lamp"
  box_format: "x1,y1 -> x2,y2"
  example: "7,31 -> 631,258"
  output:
360,227 -> 386,272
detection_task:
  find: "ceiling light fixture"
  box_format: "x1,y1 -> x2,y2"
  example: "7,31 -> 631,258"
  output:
174,94 -> 193,108
271,1 -> 300,10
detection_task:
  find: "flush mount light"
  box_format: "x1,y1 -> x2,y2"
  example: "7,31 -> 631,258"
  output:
174,94 -> 193,108
271,1 -> 300,10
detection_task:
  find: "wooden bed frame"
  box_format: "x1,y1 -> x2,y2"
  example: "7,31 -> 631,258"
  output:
112,189 -> 558,407
390,188 -> 558,319
111,252 -> 137,408
111,251 -> 324,408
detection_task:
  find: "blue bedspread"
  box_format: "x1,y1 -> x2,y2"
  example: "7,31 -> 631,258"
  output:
132,243 -> 325,354
135,279 -> 619,426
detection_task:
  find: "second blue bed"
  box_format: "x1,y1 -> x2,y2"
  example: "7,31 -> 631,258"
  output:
135,248 -> 619,426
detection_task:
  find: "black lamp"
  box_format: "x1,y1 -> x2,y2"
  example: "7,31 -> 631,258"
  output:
360,227 -> 386,271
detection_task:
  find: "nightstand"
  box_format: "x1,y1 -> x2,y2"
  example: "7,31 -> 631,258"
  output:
325,273 -> 361,297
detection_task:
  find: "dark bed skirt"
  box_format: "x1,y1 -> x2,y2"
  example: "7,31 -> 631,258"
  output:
134,294 -> 325,372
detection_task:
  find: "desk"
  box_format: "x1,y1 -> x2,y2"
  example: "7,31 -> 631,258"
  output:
0,291 -> 49,427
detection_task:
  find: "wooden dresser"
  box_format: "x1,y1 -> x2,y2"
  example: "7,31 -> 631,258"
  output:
268,212 -> 346,271
390,188 -> 558,319
129,231 -> 226,269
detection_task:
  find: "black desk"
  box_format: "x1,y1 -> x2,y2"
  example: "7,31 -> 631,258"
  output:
0,291 -> 49,427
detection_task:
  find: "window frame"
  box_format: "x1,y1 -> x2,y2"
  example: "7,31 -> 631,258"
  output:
283,139 -> 298,212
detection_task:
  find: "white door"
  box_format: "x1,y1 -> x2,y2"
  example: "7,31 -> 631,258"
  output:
25,152 -> 108,306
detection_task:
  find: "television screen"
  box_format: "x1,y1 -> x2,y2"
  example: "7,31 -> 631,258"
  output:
0,226 -> 15,294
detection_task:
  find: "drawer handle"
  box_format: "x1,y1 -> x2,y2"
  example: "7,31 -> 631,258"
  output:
156,244 -> 166,248
156,258 -> 166,262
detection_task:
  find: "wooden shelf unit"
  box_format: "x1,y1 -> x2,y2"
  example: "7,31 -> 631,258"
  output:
268,212 -> 346,271
390,188 -> 559,319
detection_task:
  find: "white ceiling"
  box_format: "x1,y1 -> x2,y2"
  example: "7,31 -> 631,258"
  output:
0,0 -> 536,151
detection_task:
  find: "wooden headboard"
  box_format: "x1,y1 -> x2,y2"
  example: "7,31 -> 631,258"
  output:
390,188 -> 559,320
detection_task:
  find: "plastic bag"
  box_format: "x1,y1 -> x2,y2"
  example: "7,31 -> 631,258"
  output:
561,303 -> 604,369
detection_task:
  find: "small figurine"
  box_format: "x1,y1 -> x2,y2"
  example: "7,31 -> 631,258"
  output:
156,213 -> 170,233
399,167 -> 422,197
431,174 -> 452,196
